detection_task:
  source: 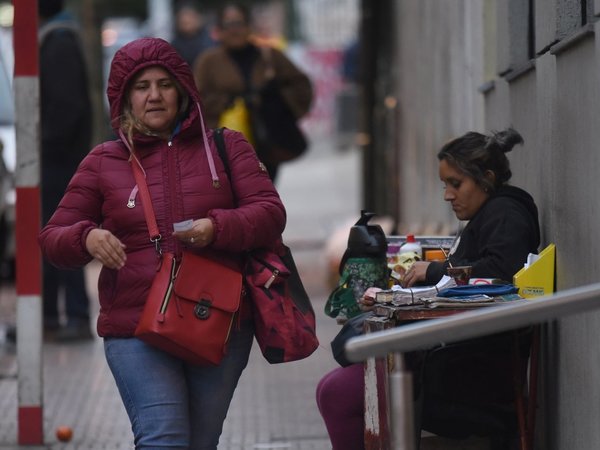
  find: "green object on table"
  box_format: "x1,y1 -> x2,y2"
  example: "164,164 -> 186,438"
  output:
325,257 -> 389,321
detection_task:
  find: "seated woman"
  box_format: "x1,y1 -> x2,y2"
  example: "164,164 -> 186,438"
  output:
316,127 -> 540,449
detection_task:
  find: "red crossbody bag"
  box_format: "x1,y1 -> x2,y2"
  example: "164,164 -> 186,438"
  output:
130,151 -> 242,366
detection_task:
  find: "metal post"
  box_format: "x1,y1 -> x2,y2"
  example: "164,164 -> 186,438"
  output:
13,0 -> 43,444
388,353 -> 415,450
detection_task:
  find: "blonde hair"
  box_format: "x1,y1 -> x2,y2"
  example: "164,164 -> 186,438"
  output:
119,68 -> 190,148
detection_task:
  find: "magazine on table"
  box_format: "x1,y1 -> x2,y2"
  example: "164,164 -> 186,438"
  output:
376,276 -> 524,308
375,276 -> 457,306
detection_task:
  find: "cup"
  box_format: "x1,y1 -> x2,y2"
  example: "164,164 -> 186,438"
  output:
447,266 -> 472,285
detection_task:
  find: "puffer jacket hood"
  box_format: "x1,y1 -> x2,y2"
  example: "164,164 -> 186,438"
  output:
107,37 -> 200,133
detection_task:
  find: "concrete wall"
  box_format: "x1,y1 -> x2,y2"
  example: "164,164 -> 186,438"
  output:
392,0 -> 600,447
394,0 -> 484,235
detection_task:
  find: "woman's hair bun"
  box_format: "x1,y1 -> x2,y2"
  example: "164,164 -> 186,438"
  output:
486,127 -> 524,153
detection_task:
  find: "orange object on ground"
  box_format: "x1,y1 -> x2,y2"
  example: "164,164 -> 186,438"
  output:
55,426 -> 73,442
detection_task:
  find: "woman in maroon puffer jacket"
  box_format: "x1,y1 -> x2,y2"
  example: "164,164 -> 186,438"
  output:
39,37 -> 286,449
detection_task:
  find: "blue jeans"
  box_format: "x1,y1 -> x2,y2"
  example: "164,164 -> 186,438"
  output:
104,320 -> 254,449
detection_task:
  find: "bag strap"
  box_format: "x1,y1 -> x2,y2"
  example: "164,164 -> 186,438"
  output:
129,148 -> 162,253
214,128 -> 285,256
214,128 -> 231,181
214,127 -> 242,209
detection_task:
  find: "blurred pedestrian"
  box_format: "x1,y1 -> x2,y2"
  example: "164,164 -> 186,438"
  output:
194,3 -> 313,182
171,2 -> 216,68
38,37 -> 286,448
341,39 -> 360,85
335,38 -> 361,150
39,0 -> 93,341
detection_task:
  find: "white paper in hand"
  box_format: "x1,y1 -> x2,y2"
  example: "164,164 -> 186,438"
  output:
173,220 -> 194,232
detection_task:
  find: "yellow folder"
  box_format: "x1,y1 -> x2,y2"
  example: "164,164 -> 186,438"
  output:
513,244 -> 556,299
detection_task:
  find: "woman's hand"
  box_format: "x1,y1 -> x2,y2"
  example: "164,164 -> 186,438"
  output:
359,287 -> 382,311
86,229 -> 127,270
172,218 -> 215,248
402,261 -> 431,288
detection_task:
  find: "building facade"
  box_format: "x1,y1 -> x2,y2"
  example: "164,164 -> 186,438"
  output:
364,1 -> 600,447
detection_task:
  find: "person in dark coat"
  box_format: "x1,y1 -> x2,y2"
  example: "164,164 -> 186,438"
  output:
194,3 -> 313,182
39,0 -> 93,341
39,37 -> 286,449
405,128 -> 540,445
170,2 -> 216,67
404,128 -> 540,286
317,128 -> 540,449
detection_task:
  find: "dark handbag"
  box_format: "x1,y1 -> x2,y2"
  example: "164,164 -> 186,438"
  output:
129,145 -> 242,365
247,48 -> 307,165
214,128 -> 319,363
330,311 -> 373,367
251,81 -> 307,164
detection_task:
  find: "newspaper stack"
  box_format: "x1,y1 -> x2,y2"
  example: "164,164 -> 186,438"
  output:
375,275 -> 457,306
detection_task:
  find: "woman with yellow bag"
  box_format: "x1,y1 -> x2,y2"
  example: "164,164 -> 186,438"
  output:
193,3 -> 313,181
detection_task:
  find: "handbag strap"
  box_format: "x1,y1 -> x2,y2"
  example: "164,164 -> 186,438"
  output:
214,128 -> 239,209
128,147 -> 162,253
214,128 -> 230,180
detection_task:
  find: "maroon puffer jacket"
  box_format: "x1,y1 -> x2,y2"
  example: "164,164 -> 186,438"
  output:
38,38 -> 286,337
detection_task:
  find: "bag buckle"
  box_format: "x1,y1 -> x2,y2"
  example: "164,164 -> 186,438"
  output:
194,300 -> 212,320
151,235 -> 163,256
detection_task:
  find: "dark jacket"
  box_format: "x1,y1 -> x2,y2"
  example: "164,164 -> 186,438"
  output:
421,185 -> 540,438
426,185 -> 540,283
171,26 -> 215,68
38,38 -> 286,337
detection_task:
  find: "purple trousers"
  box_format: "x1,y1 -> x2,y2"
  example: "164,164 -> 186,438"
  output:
316,364 -> 365,450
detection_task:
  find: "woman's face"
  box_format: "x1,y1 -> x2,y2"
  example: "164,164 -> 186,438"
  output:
439,158 -> 490,221
218,7 -> 251,49
128,66 -> 179,136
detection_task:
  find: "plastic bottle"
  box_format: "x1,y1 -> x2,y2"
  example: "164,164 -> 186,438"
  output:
386,243 -> 401,286
399,234 -> 423,259
386,243 -> 401,265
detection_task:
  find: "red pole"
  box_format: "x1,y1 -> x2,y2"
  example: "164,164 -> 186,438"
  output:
13,0 -> 43,445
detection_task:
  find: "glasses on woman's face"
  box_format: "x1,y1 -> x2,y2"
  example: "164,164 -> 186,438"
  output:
220,20 -> 247,31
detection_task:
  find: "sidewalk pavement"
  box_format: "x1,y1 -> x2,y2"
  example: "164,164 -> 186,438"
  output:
0,136 -> 363,449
